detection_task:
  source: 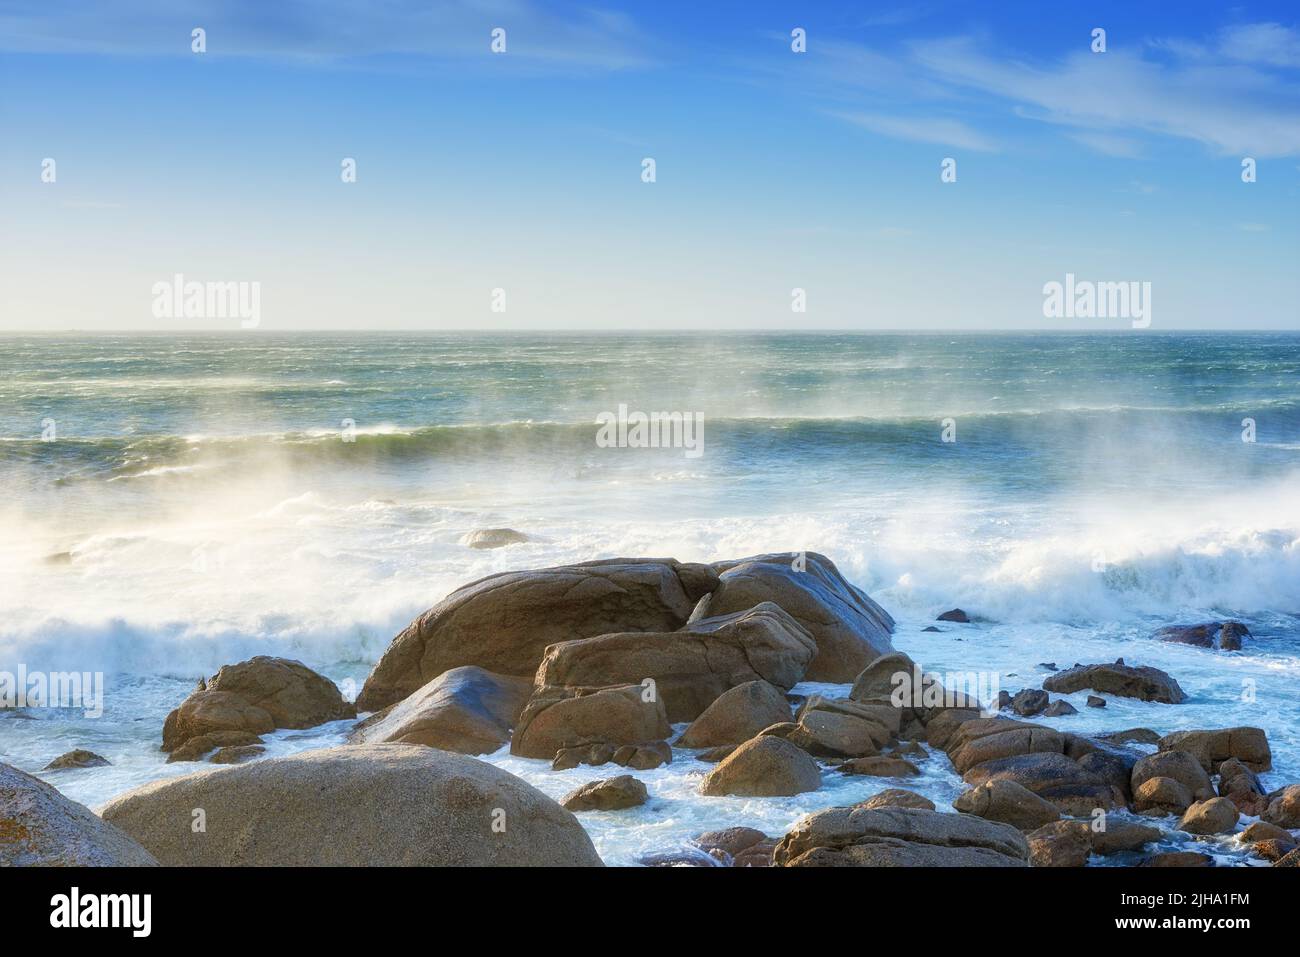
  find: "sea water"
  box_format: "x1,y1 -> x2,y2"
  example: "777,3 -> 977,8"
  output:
2,332 -> 1298,865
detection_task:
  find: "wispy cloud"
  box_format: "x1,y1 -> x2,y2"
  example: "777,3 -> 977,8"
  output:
828,110 -> 998,151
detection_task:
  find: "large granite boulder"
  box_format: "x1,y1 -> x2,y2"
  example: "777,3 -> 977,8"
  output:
100,744 -> 603,866
774,806 -> 1028,867
699,735 -> 822,797
953,779 -> 1061,831
1,761 -> 157,866
511,684 -> 671,760
357,558 -> 716,711
676,680 -> 792,749
1132,750 -> 1214,802
1158,728 -> 1271,774
1179,797 -> 1238,835
1027,820 -> 1092,867
786,695 -> 897,758
162,656 -> 355,754
1263,785 -> 1300,828
1042,659 -> 1185,704
349,666 -> 532,755
705,552 -> 894,681
533,603 -> 815,722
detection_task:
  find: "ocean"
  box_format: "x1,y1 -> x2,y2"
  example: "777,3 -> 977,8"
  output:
2,331 -> 1299,865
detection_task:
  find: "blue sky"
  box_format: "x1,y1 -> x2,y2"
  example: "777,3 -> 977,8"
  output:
0,0 -> 1297,330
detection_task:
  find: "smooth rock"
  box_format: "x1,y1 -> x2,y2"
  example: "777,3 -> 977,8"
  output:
677,680 -> 793,749
775,806 -> 1028,867
561,775 -> 648,811
1042,659 -> 1185,704
42,749 -> 110,771
953,779 -> 1061,831
699,735 -> 822,797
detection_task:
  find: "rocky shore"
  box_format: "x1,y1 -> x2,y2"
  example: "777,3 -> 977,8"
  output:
4,552 -> 1297,867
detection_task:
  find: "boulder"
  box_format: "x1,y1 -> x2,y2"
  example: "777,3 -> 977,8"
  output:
1043,700 -> 1077,717
732,839 -> 777,867
706,552 -> 894,681
1132,750 -> 1214,801
1158,727 -> 1270,774
1010,689 -> 1049,717
699,736 -> 822,797
963,752 -> 1105,797
775,806 -> 1028,867
693,826 -> 768,858
1,762 -> 157,866
1042,659 -> 1185,704
1218,758 -> 1267,815
1086,695 -> 1106,708
1255,839 -> 1297,862
462,528 -> 530,549
1077,749 -> 1136,803
162,656 -> 354,754
937,609 -> 969,623
786,696 -> 895,758
100,744 -> 602,866
953,779 -> 1061,831
534,603 -> 816,722
1099,727 -> 1161,747
511,684 -> 670,760
209,745 -> 265,764
560,775 -> 648,811
676,680 -> 792,749
349,666 -> 531,755
1134,777 -> 1194,815
1027,820 -> 1092,867
1263,785 -> 1300,828
42,749 -> 110,770
1179,797 -> 1238,835
840,756 -> 920,777
1091,822 -> 1162,855
1240,821 -> 1292,844
167,730 -> 264,763
948,722 -> 1065,775
849,651 -> 917,702
1274,847 -> 1300,867
357,558 -> 716,711
1155,621 -> 1249,651
552,740 -> 670,771
857,788 -> 936,811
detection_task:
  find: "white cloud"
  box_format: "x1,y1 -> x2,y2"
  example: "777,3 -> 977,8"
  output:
828,110 -> 998,151
1219,22 -> 1300,68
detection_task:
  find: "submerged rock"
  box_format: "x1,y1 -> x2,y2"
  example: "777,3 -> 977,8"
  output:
100,744 -> 603,866
349,665 -> 531,755
1,761 -> 157,866
1042,659 -> 1185,704
357,558 -> 715,711
461,528 -> 530,549
43,749 -> 110,770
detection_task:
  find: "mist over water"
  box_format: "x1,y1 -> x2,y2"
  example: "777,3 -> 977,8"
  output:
2,332 -> 1299,861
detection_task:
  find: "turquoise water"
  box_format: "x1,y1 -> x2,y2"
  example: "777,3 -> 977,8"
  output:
2,332 -> 1298,864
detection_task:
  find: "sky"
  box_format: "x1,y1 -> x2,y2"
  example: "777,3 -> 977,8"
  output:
0,0 -> 1297,331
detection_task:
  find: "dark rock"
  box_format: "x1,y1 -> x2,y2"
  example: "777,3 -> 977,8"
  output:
1043,699 -> 1077,717
1086,695 -> 1106,708
937,608 -> 970,623
561,775 -> 648,811
1043,659 -> 1185,704
1010,689 -> 1050,717
42,749 -> 110,771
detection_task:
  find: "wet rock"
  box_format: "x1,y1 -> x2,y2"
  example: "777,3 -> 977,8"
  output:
775,806 -> 1028,867
694,744 -> 736,763
1218,757 -> 1267,815
937,608 -> 969,623
535,603 -> 816,722
1098,727 -> 1160,747
162,656 -> 354,754
42,749 -> 110,771
1028,820 -> 1092,867
699,735 -> 822,797
1140,851 -> 1212,867
949,722 -> 1065,776
732,839 -> 777,867
1273,847 -> 1300,867
1042,659 -> 1185,704
512,684 -> 671,760
848,651 -> 916,701
1255,839 -> 1297,862
677,680 -> 792,749
561,775 -> 648,812
1158,727 -> 1270,774
0,761 -> 157,866
1091,822 -> 1162,855
839,756 -> 920,777
1077,749 -> 1137,803
857,788 -> 935,811
922,626 -> 941,633
1155,621 -> 1249,651
461,528 -> 530,549
1263,785 -> 1300,828
786,696 -> 896,758
1038,663 -> 1058,671
1132,750 -> 1214,802
101,744 -> 603,866
358,558 -> 714,711
1240,821 -> 1292,844
693,826 -> 767,858
166,730 -> 265,763
1043,700 -> 1078,717
953,779 -> 1061,831
1134,777 -> 1194,815
1179,797 -> 1238,835
1086,695 -> 1106,708
706,552 -> 895,681
1010,689 -> 1049,717
350,666 -> 532,755
209,744 -> 265,764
